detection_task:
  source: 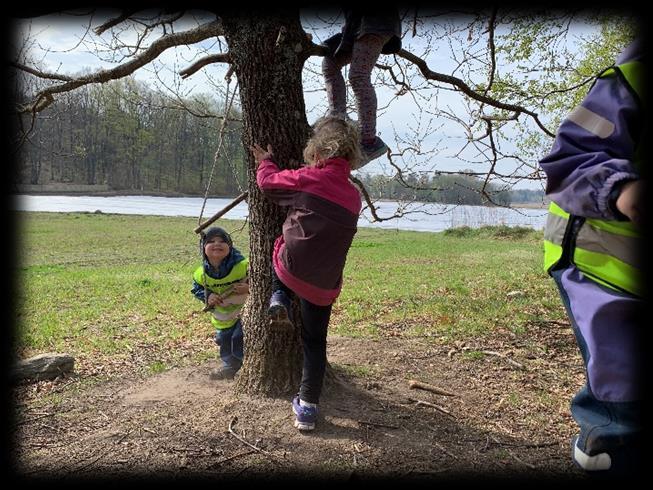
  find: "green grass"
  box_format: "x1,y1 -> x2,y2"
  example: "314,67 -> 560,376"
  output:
13,212 -> 564,362
148,360 -> 168,374
332,363 -> 376,378
335,225 -> 560,341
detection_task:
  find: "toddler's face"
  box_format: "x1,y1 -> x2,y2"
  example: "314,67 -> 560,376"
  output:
204,237 -> 230,262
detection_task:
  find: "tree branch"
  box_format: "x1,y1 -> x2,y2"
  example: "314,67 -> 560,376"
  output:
307,40 -> 555,138
180,53 -> 231,79
349,175 -> 385,222
10,61 -> 73,82
93,9 -> 140,36
395,48 -> 555,138
19,19 -> 223,115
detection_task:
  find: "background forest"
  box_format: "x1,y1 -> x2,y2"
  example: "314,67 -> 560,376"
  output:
14,78 -> 543,205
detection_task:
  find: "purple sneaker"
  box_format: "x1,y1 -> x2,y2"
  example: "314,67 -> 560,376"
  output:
268,290 -> 293,328
361,137 -> 389,163
292,395 -> 318,431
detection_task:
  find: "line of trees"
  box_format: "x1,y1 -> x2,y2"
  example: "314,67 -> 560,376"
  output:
15,77 -> 246,196
16,75 -> 543,205
355,172 -> 544,205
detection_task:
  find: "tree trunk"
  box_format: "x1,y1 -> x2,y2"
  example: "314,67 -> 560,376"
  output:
221,12 -> 311,397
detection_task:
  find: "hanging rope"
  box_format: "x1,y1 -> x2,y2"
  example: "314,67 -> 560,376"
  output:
197,78 -> 242,228
195,77 -> 249,312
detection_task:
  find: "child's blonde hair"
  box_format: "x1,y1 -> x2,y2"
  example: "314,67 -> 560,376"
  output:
303,116 -> 364,170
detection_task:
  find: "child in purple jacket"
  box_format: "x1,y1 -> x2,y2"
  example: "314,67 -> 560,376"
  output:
251,116 -> 363,430
540,38 -> 644,476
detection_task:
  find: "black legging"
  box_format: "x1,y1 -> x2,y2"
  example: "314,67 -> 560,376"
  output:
272,269 -> 333,404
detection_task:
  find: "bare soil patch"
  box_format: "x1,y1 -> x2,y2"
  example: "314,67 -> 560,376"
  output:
11,327 -> 588,482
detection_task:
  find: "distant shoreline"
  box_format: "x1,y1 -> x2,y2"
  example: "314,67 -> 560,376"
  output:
12,189 -> 237,199
508,201 -> 549,209
13,191 -> 548,209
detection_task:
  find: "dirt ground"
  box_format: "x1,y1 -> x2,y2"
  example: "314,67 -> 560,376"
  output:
10,324 -> 590,482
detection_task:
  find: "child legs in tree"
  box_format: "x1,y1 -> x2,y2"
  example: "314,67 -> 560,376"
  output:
322,33 -> 391,162
292,298 -> 333,431
269,268 -> 293,328
268,268 -> 333,430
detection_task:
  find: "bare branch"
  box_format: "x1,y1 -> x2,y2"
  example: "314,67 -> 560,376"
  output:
10,61 -> 73,82
19,19 -> 223,115
482,8 -> 497,98
180,53 -> 231,79
307,38 -> 555,139
93,9 -> 140,36
349,175 -> 386,222
396,48 -> 556,138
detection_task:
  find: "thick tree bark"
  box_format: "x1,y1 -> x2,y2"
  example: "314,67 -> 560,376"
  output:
221,12 -> 311,397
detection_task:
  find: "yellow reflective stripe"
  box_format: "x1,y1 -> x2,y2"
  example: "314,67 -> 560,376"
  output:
574,248 -> 641,296
544,203 -> 567,273
578,222 -> 639,268
601,67 -> 617,77
543,240 -> 563,273
212,307 -> 242,321
193,259 -> 249,290
210,302 -> 245,329
548,202 -> 569,218
211,316 -> 239,330
193,266 -> 204,284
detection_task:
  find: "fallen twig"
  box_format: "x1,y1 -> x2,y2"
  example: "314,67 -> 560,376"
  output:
503,447 -> 536,469
116,429 -> 132,444
434,441 -> 458,459
408,379 -> 457,396
489,434 -> 558,449
480,350 -> 525,370
13,411 -> 55,427
66,452 -> 107,474
214,449 -> 256,465
409,397 -> 455,418
227,416 -> 282,463
51,379 -> 77,393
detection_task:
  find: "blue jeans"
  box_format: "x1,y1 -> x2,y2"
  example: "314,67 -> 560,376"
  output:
214,319 -> 243,371
551,267 -> 643,475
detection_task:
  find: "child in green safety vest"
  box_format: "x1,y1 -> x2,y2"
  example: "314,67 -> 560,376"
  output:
191,227 -> 249,380
540,38 -> 644,476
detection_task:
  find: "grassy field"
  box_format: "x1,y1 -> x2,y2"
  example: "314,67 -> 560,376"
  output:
13,211 -> 565,375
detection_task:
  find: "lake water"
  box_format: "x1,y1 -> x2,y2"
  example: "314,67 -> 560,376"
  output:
11,194 -> 548,233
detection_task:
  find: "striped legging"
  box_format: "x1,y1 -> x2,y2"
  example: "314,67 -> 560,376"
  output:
322,33 -> 390,141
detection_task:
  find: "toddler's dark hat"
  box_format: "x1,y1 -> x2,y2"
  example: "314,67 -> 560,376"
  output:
202,227 -> 233,248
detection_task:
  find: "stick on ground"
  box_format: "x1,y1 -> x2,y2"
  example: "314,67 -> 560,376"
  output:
408,379 -> 457,396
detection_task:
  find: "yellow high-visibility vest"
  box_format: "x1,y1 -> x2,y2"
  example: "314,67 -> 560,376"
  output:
543,60 -> 643,297
193,258 -> 248,329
